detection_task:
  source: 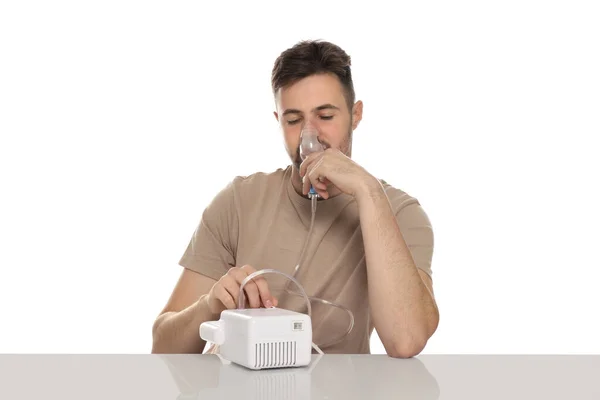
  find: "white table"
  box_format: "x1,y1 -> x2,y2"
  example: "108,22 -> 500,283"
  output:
0,354 -> 598,399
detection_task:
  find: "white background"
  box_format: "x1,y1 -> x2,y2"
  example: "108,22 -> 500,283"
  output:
1,1 -> 599,354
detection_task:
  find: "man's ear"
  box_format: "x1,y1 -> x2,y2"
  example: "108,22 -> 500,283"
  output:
351,100 -> 363,130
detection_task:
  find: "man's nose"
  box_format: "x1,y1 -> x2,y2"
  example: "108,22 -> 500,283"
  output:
301,119 -> 318,131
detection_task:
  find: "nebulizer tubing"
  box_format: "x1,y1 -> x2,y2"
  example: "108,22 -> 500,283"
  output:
238,122 -> 355,351
287,196 -> 355,349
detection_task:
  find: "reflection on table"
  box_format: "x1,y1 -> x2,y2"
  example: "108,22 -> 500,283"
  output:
159,353 -> 440,400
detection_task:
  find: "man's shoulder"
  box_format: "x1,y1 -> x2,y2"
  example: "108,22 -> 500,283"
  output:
378,178 -> 433,234
207,166 -> 290,213
378,178 -> 421,214
228,165 -> 291,194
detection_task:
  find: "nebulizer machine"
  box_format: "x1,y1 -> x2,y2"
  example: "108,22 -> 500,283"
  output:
200,122 -> 355,370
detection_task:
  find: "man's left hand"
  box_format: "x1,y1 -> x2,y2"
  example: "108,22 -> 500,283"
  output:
299,148 -> 380,200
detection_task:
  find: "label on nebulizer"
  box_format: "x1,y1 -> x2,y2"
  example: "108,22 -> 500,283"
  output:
293,321 -> 304,331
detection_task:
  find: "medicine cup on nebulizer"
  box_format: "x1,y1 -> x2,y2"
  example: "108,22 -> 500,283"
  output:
299,122 -> 325,198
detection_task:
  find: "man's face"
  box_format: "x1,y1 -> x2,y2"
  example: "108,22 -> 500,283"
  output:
274,73 -> 362,171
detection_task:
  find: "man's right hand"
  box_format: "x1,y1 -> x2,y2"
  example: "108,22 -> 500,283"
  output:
203,264 -> 279,317
152,264 -> 279,354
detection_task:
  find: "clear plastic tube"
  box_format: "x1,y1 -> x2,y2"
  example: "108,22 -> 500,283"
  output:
287,196 -> 355,349
238,269 -> 311,317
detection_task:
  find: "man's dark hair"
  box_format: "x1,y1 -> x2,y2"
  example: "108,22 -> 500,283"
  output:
271,40 -> 355,110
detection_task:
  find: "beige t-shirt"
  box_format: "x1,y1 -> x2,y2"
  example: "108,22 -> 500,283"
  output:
179,165 -> 434,354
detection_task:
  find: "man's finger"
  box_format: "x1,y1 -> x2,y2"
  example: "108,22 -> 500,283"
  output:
305,158 -> 325,194
252,276 -> 275,308
221,275 -> 241,307
315,181 -> 328,190
240,265 -> 274,308
231,268 -> 261,308
240,264 -> 257,275
302,160 -> 319,194
299,152 -> 322,178
318,188 -> 330,199
216,284 -> 236,310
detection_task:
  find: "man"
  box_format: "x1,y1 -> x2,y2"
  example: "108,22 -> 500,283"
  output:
151,40 -> 439,358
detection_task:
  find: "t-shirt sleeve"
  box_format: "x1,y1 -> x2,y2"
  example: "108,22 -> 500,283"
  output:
395,201 -> 434,277
178,180 -> 239,281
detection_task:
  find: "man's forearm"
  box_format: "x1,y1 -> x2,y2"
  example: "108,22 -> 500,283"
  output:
356,181 -> 439,358
151,295 -> 216,354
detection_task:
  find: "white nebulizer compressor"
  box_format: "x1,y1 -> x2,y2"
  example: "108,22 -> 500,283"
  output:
200,307 -> 313,370
199,269 -> 321,370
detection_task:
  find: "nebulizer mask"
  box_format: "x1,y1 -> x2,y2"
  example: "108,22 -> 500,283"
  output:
299,121 -> 325,199
199,121 -> 355,369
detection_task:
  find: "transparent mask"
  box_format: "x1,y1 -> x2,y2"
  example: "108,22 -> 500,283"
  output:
299,122 -> 325,199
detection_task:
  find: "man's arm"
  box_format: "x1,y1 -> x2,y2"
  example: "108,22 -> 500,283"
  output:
356,181 -> 439,358
297,147 -> 439,357
152,268 -> 218,354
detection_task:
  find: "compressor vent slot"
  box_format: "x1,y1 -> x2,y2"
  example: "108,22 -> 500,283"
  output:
255,341 -> 296,369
